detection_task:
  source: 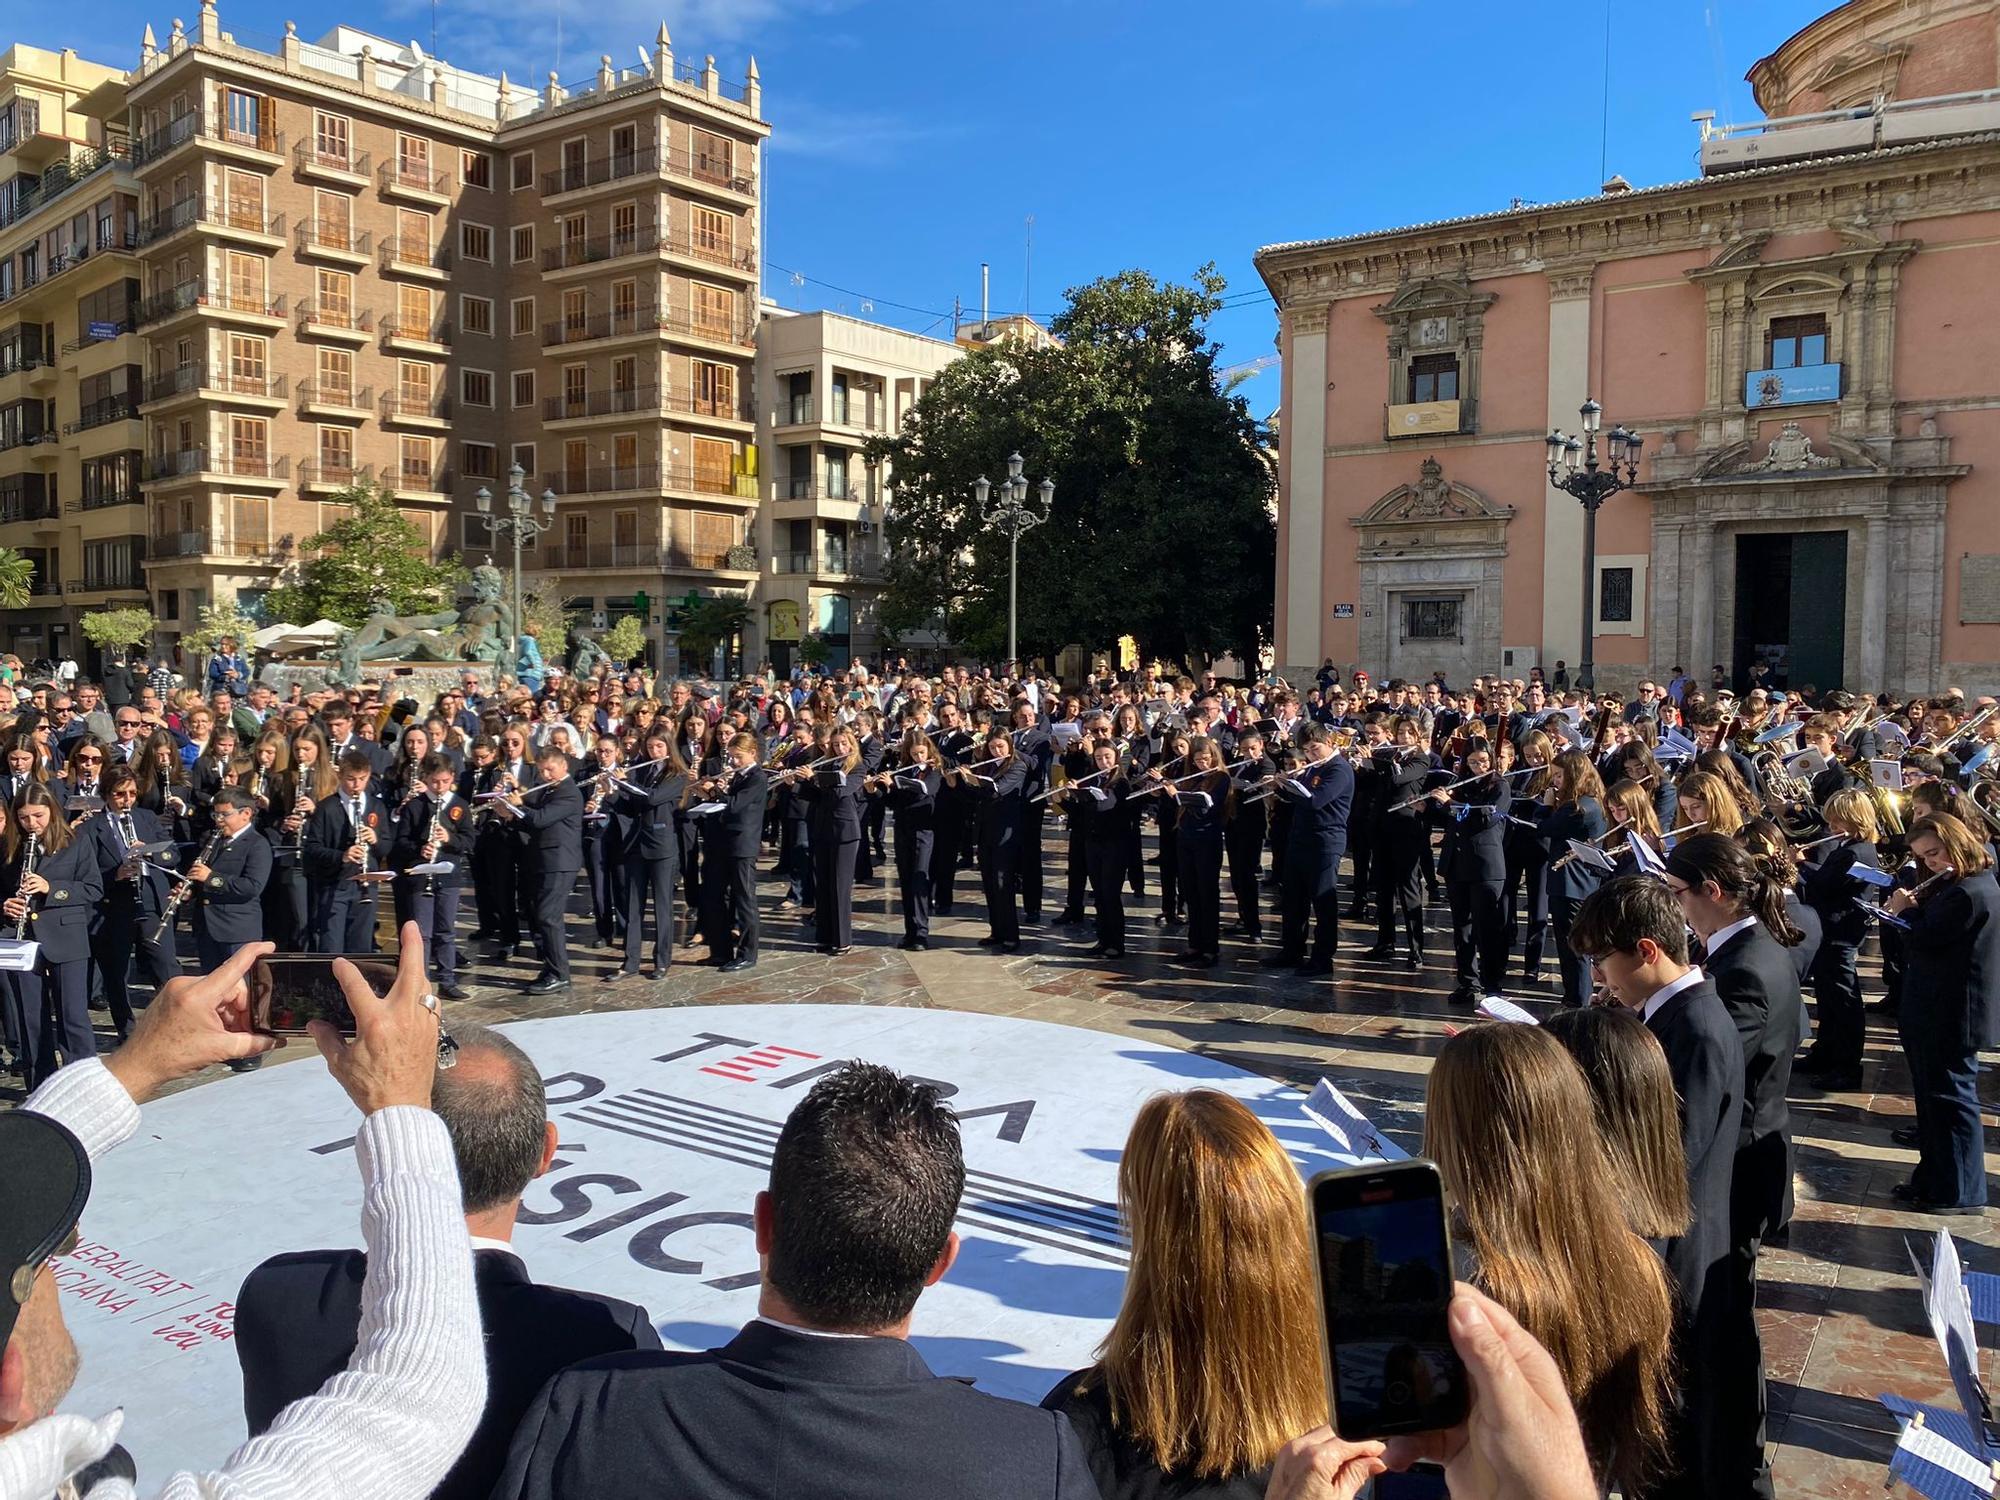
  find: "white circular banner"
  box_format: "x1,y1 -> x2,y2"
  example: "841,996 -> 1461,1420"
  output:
51,1004 -> 1371,1481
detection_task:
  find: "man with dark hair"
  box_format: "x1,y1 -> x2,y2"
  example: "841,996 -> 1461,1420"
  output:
1568,876 -> 1750,1500
305,749 -> 389,952
493,1062 -> 1099,1500
510,747 -> 584,994
236,1024 -> 658,1500
189,786 -> 271,972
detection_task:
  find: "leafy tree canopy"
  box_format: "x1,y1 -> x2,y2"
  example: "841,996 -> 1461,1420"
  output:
265,482 -> 466,628
81,608 -> 154,651
0,547 -> 35,611
866,264 -> 1275,669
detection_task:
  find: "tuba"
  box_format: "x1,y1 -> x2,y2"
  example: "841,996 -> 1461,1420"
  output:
1752,749 -> 1823,841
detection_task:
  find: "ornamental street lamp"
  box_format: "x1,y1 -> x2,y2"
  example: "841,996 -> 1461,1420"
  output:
1546,400 -> 1642,693
475,462 -> 558,682
974,451 -> 1055,671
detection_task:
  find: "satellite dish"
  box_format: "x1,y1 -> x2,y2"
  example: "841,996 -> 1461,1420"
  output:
637,44 -> 653,75
408,38 -> 426,60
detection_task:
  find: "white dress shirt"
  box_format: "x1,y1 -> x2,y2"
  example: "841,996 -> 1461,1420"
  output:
1643,964 -> 1708,1022
1704,914 -> 1759,957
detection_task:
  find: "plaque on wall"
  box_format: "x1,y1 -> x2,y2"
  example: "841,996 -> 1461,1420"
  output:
1960,555 -> 2000,624
1413,315 -> 1451,347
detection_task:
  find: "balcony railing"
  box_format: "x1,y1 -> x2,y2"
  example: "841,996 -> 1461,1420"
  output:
392,465 -> 453,493
0,494 -> 59,522
380,160 -> 451,196
664,389 -> 751,422
658,227 -> 754,272
298,303 -> 374,334
142,449 -> 288,482
541,226 -> 656,271
298,380 -> 370,411
380,238 -> 452,273
663,143 -> 755,196
134,278 -> 284,327
664,466 -> 759,500
665,542 -> 747,571
380,391 -> 451,422
71,488 -> 143,511
538,541 -> 664,570
143,364 -> 285,403
542,463 -> 660,496
541,305 -> 662,347
381,316 -> 451,346
292,142 -> 372,178
297,221 -> 372,257
542,386 -> 660,421
59,318 -> 134,355
659,306 -> 756,348
0,430 -> 55,455
68,566 -> 147,592
299,458 -> 371,487
0,144 -> 130,234
135,194 -> 282,245
775,399 -> 885,432
148,528 -> 279,560
542,148 -> 658,197
62,397 -> 142,434
779,478 -> 867,504
130,111 -> 280,168
0,349 -> 51,378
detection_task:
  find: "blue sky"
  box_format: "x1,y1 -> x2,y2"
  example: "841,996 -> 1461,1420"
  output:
41,0 -> 1834,400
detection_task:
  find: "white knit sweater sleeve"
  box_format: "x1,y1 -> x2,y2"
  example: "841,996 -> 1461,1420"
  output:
151,1106 -> 483,1500
21,1058 -> 142,1162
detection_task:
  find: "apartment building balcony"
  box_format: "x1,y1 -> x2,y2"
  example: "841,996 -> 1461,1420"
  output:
536,541 -> 671,571
541,305 -> 664,349
298,458 -> 372,492
663,143 -> 756,201
0,492 -> 61,526
135,194 -> 284,251
381,316 -> 451,354
542,149 -> 660,202
297,380 -> 371,420
663,541 -> 756,577
664,466 -> 759,503
772,478 -> 870,510
68,487 -> 145,514
1,100 -> 75,172
378,159 -> 452,206
133,278 -> 286,332
140,448 -> 289,488
540,226 -> 658,277
297,303 -> 374,344
659,306 -> 757,352
390,464 -> 454,499
379,237 -> 452,280
61,397 -> 143,436
0,432 -> 64,465
542,463 -> 660,499
658,228 -> 755,282
292,141 -> 372,190
663,389 -> 754,428
0,143 -> 130,235
65,565 -> 149,596
130,111 -> 283,173
0,234 -> 140,319
141,363 -> 288,411
59,309 -> 135,357
296,221 -> 372,267
773,550 -> 881,581
771,398 -> 888,436
145,528 -> 284,565
542,386 -> 660,427
379,391 -> 451,428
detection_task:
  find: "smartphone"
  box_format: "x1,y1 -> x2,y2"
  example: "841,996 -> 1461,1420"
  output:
1307,1160 -> 1468,1440
247,954 -> 398,1036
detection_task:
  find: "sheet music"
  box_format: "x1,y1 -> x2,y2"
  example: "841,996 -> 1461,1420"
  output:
1566,839 -> 1617,872
1301,1079 -> 1407,1165
1892,1414 -> 1996,1497
0,939 -> 40,971
1476,996 -> 1539,1026
1910,1230 -> 1994,1460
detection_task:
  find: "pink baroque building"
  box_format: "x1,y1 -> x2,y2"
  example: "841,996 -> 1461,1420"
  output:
1255,0 -> 2000,697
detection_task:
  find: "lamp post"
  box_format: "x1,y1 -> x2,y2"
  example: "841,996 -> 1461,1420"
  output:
1546,400 -> 1642,693
974,451 -> 1054,671
474,462 -> 557,682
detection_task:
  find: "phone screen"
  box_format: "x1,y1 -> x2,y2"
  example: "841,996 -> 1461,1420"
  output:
1309,1161 -> 1468,1440
247,954 -> 398,1036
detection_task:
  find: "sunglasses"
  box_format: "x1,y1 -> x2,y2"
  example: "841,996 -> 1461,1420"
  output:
76,753 -> 103,763
116,718 -> 141,727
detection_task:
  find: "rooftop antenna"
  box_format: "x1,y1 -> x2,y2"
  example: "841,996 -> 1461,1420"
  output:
555,0 -> 563,81
1024,214 -> 1034,316
1598,0 -> 1612,185
981,262 -> 990,333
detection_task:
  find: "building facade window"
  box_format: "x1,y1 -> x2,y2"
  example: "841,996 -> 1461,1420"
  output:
510,296 -> 535,336
510,151 -> 534,190
1765,314 -> 1828,370
1409,353 -> 1459,403
510,224 -> 534,263
1599,566 -> 1634,624
460,223 -> 492,262
461,441 -> 495,477
461,369 -> 493,407
312,111 -> 350,168
1402,597 -> 1461,641
461,150 -> 492,190
461,295 -> 493,336
511,370 -> 534,408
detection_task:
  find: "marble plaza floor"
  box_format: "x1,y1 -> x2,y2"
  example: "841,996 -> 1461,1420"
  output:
27,837 -> 2000,1498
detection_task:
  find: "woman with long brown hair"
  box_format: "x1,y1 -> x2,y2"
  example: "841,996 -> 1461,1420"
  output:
1602,778 -> 1662,877
1426,1023 -> 1676,1495
1542,1007 -> 1693,1245
1886,812 -> 2000,1210
1,782 -> 101,1087
1673,768 -> 1745,839
1542,749 -> 1608,1008
1691,750 -> 1758,828
1503,728 -> 1557,988
1042,1090 -> 1385,1498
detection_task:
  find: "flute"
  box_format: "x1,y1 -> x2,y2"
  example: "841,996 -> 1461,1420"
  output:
1031,765 -> 1110,803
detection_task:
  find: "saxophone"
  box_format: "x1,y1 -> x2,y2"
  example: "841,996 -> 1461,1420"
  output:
11,834 -> 41,941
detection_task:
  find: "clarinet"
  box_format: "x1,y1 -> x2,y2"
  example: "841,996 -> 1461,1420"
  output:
118,811 -> 143,884
154,827 -> 225,942
424,795 -> 449,897
11,834 -> 41,941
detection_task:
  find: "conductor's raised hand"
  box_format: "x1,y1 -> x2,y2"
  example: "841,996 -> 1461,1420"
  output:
310,921 -> 440,1115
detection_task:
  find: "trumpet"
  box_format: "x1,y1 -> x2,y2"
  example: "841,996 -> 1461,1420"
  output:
10,834 -> 40,941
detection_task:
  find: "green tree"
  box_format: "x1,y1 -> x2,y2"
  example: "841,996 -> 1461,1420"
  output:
600,614 -> 647,665
518,588 -> 573,659
796,631 -> 831,668
0,546 -> 34,610
867,264 -> 1275,669
678,597 -> 749,673
179,601 -> 259,664
264,481 -> 465,627
81,607 -> 154,654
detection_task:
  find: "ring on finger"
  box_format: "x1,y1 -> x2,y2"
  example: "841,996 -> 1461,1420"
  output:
420,992 -> 440,1014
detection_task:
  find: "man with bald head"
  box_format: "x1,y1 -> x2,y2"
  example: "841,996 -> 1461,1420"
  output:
234,1023 -> 660,1500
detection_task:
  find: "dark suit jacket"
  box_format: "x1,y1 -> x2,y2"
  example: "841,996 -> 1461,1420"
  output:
606,766 -> 689,862
517,778 -> 584,873
1703,921 -> 1802,1246
388,791 -> 474,887
1280,754 -> 1354,867
236,1246 -> 659,1500
491,1319 -> 1101,1500
1646,976 -> 1743,1340
1904,869 -> 2000,1051
303,792 -> 390,886
83,804 -> 176,912
709,766 -> 769,859
802,769 -> 866,846
1433,778 -> 1510,884
1542,797 -> 1609,901
195,827 -> 271,944
1799,836 -> 1879,948
6,836 -> 100,962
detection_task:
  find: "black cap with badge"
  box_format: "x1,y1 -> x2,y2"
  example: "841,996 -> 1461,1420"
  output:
0,1111 -> 91,1348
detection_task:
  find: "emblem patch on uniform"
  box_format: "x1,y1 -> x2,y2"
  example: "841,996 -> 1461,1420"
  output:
208,877 -> 223,888
449,805 -> 463,821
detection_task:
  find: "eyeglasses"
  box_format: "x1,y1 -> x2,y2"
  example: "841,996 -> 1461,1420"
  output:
116,718 -> 141,727
76,753 -> 102,764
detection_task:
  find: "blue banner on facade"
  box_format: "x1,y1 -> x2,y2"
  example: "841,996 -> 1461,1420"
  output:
1746,362 -> 1841,407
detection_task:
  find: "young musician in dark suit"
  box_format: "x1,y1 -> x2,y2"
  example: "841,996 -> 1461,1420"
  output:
82,764 -> 183,1040
1223,728 -> 1273,942
1429,739 -> 1511,1005
304,751 -> 388,954
389,754 -> 473,999
236,1023 -> 661,1500
1541,750 -> 1610,1008
1887,812 -> 2000,1212
1010,704 -> 1053,924
1796,788 -> 1882,1090
604,730 -> 688,980
190,790 -> 272,1076
508,748 -> 584,995
1502,730 -> 1557,988
1266,726 -> 1355,977
774,728 -> 818,911
1171,737 -> 1230,967
1143,729 -> 1190,930
2,784 -> 102,1087
1568,875 -> 1747,1500
868,730 -> 940,950
930,703 -> 977,916
796,728 -> 865,954
697,732 -> 769,973
1363,718 -> 1434,970
1051,718 -> 1104,926
959,728 -> 1029,953
1069,741 -> 1137,959
851,709 -> 887,885
579,735 -> 625,952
